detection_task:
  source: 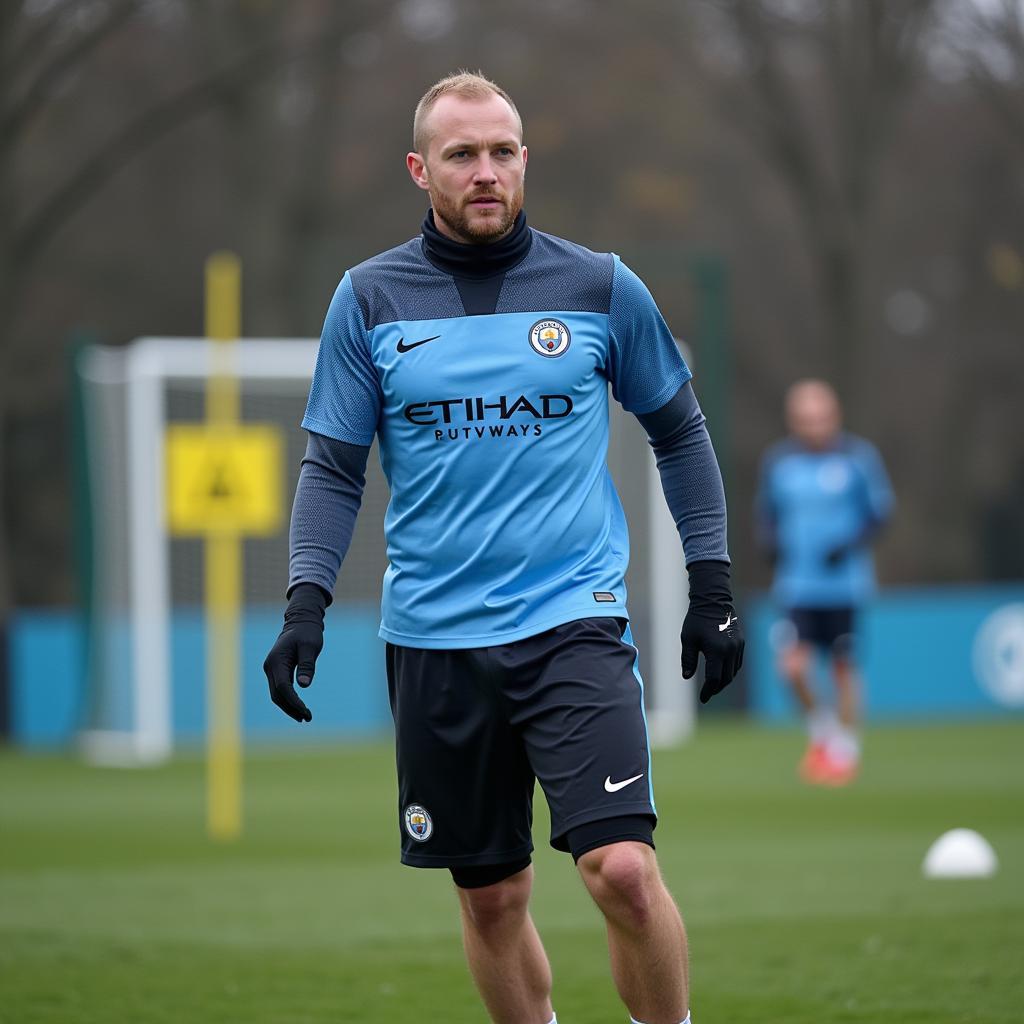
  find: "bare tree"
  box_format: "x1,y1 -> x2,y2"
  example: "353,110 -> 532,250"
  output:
0,0 -> 377,688
681,0 -> 940,415
934,0 -> 1024,152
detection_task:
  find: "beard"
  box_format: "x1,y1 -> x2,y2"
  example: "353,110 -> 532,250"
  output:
429,181 -> 524,244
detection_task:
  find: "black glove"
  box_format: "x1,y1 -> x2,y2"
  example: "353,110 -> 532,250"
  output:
680,560 -> 745,704
264,583 -> 329,723
824,543 -> 850,567
825,522 -> 877,566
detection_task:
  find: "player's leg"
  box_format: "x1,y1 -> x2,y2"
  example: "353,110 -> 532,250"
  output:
833,653 -> 860,727
575,837 -> 689,1024
778,610 -> 834,780
500,618 -> 689,1023
822,609 -> 861,783
386,643 -> 555,1023
454,862 -> 555,1024
777,610 -> 816,713
829,608 -> 859,727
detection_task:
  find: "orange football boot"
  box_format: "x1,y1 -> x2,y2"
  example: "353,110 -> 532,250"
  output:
816,752 -> 859,786
799,742 -> 829,783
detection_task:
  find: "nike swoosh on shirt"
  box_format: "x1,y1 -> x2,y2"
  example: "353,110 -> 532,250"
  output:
396,334 -> 441,353
604,773 -> 645,793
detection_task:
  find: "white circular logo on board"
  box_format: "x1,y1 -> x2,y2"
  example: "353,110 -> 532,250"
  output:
529,319 -> 571,358
972,603 -> 1024,707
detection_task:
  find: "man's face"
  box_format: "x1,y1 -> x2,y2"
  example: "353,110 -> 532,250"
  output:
786,382 -> 841,449
407,92 -> 527,244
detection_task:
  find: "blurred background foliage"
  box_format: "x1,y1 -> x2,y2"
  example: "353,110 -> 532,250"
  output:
1,0 -> 1022,617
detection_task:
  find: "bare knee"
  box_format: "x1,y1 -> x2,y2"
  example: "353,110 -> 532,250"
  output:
457,867 -> 532,936
832,656 -> 858,685
577,842 -> 660,930
779,642 -> 811,681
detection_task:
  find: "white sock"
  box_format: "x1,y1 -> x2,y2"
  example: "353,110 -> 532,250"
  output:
630,1015 -> 690,1024
828,726 -> 860,765
807,706 -> 837,746
547,1016 -> 557,1024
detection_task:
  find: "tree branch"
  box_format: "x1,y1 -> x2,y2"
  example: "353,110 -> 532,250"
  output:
969,64 -> 1024,152
2,0 -> 71,84
1,0 -> 139,144
945,0 -> 1024,151
725,1 -> 831,227
12,23 -> 359,268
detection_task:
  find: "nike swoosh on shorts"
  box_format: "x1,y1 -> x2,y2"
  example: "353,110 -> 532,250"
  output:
604,773 -> 644,793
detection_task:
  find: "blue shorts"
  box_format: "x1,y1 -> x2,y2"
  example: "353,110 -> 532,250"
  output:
386,617 -> 657,868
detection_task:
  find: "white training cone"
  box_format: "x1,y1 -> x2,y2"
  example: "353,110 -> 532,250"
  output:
922,828 -> 998,879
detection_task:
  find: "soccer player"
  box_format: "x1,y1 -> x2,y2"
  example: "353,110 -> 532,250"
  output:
264,71 -> 743,1024
755,379 -> 893,785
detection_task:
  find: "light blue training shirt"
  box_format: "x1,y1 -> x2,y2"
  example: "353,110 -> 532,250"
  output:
756,435 -> 894,608
300,220 -> 696,648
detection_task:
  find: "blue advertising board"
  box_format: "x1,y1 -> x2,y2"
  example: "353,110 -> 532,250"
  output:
10,584 -> 1024,746
746,585 -> 1024,721
11,604 -> 391,747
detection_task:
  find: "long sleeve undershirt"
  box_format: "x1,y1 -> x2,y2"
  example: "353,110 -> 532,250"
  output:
635,381 -> 729,566
287,435 -> 369,601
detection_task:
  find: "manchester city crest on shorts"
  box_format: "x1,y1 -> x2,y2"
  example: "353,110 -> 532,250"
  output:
529,318 -> 571,358
404,804 -> 433,842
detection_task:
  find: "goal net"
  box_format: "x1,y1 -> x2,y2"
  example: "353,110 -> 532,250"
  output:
74,337 -> 691,764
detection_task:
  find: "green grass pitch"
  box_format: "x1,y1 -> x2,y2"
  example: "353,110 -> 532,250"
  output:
2,721 -> 1022,1023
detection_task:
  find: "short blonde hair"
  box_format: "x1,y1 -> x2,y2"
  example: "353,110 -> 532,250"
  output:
412,70 -> 522,155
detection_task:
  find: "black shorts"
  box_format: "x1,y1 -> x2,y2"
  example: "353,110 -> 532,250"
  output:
784,607 -> 857,658
386,617 -> 656,868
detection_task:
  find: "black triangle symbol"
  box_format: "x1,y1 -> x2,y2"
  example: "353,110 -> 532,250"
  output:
209,463 -> 233,500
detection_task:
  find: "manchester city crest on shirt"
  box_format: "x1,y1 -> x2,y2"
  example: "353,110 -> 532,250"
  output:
818,458 -> 851,493
404,803 -> 433,842
529,318 -> 571,357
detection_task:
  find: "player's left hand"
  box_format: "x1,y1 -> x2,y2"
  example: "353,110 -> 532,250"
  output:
680,560 -> 745,704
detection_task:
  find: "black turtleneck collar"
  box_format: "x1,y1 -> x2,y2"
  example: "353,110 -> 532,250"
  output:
421,209 -> 532,281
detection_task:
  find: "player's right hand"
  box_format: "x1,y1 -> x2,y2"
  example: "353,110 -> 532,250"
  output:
263,583 -> 329,723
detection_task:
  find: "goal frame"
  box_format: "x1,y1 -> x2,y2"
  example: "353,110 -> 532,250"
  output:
79,338 -> 319,764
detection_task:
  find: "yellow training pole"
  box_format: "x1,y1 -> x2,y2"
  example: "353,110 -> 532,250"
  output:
205,251 -> 243,841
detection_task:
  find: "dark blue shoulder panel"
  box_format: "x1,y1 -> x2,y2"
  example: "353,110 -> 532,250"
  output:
348,230 -> 614,327
348,238 -> 465,330
497,230 -> 614,315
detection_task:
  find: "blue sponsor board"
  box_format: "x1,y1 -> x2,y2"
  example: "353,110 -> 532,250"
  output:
746,585 -> 1024,721
10,604 -> 391,747
10,584 -> 1024,745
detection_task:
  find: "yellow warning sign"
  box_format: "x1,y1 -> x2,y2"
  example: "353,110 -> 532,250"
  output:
166,425 -> 283,536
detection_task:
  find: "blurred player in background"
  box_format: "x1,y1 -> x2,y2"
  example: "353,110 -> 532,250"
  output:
756,380 -> 893,785
264,71 -> 743,1024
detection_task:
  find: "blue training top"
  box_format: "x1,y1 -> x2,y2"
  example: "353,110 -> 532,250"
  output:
755,434 -> 893,608
300,213 -> 694,648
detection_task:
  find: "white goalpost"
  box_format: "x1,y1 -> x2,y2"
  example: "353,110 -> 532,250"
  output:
77,338 -> 322,764
646,459 -> 693,746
